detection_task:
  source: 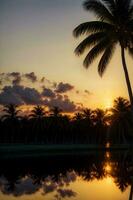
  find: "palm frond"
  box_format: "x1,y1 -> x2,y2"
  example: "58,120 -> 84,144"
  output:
117,0 -> 132,11
115,0 -> 132,20
101,0 -> 116,14
73,21 -> 113,38
83,38 -> 109,68
128,47 -> 133,57
128,6 -> 133,18
127,20 -> 133,29
83,0 -> 114,22
75,32 -> 106,55
98,42 -> 116,76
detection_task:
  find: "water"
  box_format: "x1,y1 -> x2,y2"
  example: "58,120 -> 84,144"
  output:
0,151 -> 132,200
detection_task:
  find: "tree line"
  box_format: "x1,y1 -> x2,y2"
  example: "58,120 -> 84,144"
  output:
0,97 -> 133,145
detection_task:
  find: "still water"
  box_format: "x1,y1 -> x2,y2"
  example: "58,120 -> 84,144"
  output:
0,151 -> 132,200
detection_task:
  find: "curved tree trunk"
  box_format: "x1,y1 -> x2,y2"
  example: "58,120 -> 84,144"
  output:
121,46 -> 133,107
129,177 -> 133,200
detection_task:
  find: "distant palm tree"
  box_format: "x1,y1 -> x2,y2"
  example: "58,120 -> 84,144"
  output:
50,106 -> 62,117
109,97 -> 132,143
111,97 -> 131,117
73,112 -> 83,121
93,108 -> 107,126
73,0 -> 133,107
92,108 -> 108,144
2,104 -> 20,120
2,104 -> 21,142
29,105 -> 46,143
30,105 -> 46,119
82,108 -> 93,121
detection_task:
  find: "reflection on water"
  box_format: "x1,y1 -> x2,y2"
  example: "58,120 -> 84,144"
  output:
0,150 -> 133,200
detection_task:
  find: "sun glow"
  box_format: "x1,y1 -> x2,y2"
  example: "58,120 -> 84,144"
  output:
104,98 -> 113,109
105,164 -> 112,173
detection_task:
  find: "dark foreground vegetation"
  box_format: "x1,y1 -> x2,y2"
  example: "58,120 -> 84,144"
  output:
0,97 -> 133,145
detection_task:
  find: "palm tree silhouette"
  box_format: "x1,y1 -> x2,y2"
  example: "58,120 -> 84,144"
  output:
50,106 -> 62,118
2,104 -> 20,120
93,108 -> 107,126
2,104 -> 21,142
73,0 -> 133,107
109,97 -> 132,144
30,105 -> 46,119
73,112 -> 83,121
29,105 -> 46,143
82,108 -> 93,120
129,176 -> 133,200
92,109 -> 108,144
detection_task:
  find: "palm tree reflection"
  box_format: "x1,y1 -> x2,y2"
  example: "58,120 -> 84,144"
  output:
0,151 -> 133,199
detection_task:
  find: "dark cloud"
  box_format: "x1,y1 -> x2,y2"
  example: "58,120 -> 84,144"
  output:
56,189 -> 76,198
0,172 -> 77,197
0,72 -> 82,112
0,72 -> 21,86
24,72 -> 37,83
55,82 -> 74,93
42,88 -> 55,98
0,85 -> 78,112
0,85 -> 42,105
9,72 -> 20,77
44,94 -> 77,112
8,72 -> 21,86
0,176 -> 40,196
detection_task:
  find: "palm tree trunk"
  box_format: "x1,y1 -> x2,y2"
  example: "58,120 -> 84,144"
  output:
129,177 -> 133,200
121,46 -> 133,106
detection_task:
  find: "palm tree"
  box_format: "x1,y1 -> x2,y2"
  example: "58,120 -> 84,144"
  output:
92,108 -> 108,144
2,104 -> 21,142
129,176 -> 133,200
82,108 -> 93,120
73,112 -> 83,121
30,105 -> 46,119
50,106 -> 62,118
109,97 -> 132,143
2,104 -> 20,120
29,105 -> 46,143
73,0 -> 133,108
92,108 -> 108,126
111,97 -> 131,116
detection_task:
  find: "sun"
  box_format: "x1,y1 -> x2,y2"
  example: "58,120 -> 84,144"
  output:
104,98 -> 113,109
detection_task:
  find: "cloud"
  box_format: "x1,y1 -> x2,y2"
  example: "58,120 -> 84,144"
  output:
42,88 -> 55,98
0,72 -> 21,86
0,72 -> 84,113
44,94 -> 77,112
24,72 -> 37,83
0,176 -> 40,196
8,72 -> 21,86
0,85 -> 78,112
43,182 -> 58,194
0,85 -> 42,105
0,172 -> 77,198
40,77 -> 45,83
56,189 -> 76,198
55,82 -> 74,93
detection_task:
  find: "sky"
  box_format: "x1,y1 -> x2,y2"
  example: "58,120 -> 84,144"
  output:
0,0 -> 133,113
